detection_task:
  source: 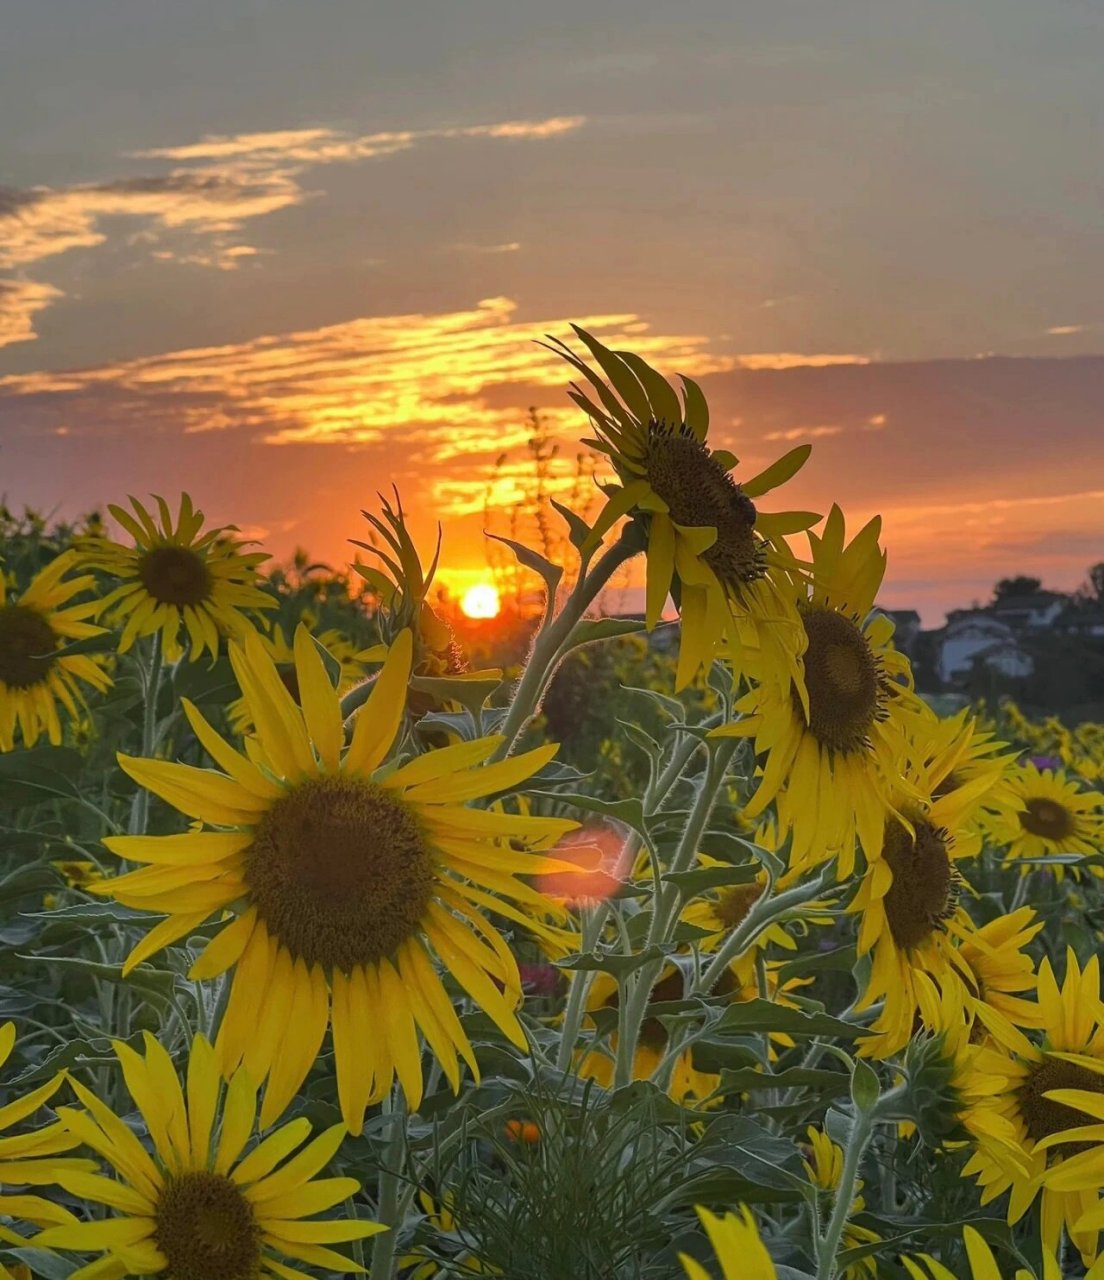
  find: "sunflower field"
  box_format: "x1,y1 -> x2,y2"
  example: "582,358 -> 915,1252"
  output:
3,329 -> 1104,1280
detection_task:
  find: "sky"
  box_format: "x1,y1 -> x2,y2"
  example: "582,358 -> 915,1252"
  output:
1,0 -> 1102,624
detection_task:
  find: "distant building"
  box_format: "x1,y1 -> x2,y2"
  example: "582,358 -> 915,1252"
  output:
881,609 -> 921,654
988,591 -> 1066,629
935,612 -> 1034,684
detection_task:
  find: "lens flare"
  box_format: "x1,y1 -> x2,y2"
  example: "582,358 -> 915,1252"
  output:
461,582 -> 501,618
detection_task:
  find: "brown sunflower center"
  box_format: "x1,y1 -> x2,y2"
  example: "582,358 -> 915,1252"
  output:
1019,1057 -> 1104,1156
715,883 -> 763,931
155,1171 -> 261,1280
244,776 -> 435,972
643,421 -> 764,593
0,603 -> 58,690
138,545 -> 213,607
881,817 -> 958,951
797,608 -> 881,755
1019,797 -> 1076,842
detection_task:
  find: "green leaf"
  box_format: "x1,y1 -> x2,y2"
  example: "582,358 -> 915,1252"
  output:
172,654 -> 239,704
24,902 -> 159,927
485,534 -> 563,593
662,863 -> 761,893
409,672 -> 504,715
556,943 -> 678,978
0,862 -> 59,906
0,745 -> 84,804
714,999 -> 862,1039
529,790 -> 643,830
851,1058 -> 881,1113
19,953 -> 179,1009
549,498 -> 592,552
567,617 -> 647,647
8,1248 -> 79,1279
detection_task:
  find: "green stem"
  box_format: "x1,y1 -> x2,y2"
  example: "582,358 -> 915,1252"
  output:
128,633 -> 163,836
556,899 -> 613,1073
614,738 -> 737,1088
816,1107 -> 876,1280
491,526 -> 642,762
370,1091 -> 407,1280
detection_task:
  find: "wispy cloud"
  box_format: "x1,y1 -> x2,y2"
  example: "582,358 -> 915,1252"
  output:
1046,324 -> 1087,336
732,352 -> 870,371
0,279 -> 62,348
0,113 -> 585,339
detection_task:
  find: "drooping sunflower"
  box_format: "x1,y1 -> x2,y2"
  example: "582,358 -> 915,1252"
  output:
983,761 -> 1104,869
901,1225 -> 1087,1280
545,326 -> 818,690
679,1206 -> 776,1280
35,1032 -> 382,1280
852,762 -> 1003,1058
716,505 -> 921,877
802,1127 -> 881,1280
82,493 -> 275,662
0,550 -> 110,751
0,1021 -> 92,1264
963,951 -> 1104,1265
95,625 -> 577,1134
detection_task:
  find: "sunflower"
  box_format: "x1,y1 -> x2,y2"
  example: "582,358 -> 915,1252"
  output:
680,849 -> 834,983
917,706 -> 1016,818
952,908 -> 1045,1043
575,967 -> 721,1105
94,625 -> 577,1134
397,1190 -> 493,1279
962,951 -> 1104,1265
82,493 -> 274,662
545,325 -> 817,690
852,761 -> 999,1058
901,1225 -> 1087,1280
227,624 -> 369,736
802,1127 -> 881,1279
0,550 -> 110,751
35,1032 -> 382,1279
716,506 -> 920,877
0,1021 -> 92,1266
679,1206 -> 776,1280
983,761 -> 1104,869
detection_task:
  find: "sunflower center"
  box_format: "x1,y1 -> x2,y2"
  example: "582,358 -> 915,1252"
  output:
138,545 -> 213,607
155,1172 -> 261,1280
0,603 -> 58,690
643,421 -> 764,593
244,776 -> 436,972
1019,1058 -> 1104,1155
881,817 -> 958,951
1019,797 -> 1076,842
715,883 -> 763,931
797,608 -> 881,755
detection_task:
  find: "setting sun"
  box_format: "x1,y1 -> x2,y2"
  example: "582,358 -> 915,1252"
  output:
460,582 -> 501,619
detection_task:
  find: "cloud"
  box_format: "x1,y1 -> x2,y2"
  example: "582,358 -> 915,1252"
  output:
764,425 -> 842,441
0,113 -> 585,337
732,352 -> 871,370
454,241 -> 522,255
1046,324 -> 1087,336
0,296 -> 722,513
0,279 -> 63,348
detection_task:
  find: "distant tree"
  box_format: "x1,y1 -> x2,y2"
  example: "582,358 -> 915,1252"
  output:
1088,562 -> 1104,603
992,575 -> 1042,602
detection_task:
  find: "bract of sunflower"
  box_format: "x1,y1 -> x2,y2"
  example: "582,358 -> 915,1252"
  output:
226,623 -> 369,736
35,1032 -> 382,1280
962,951 -> 1104,1266
544,325 -> 819,691
714,505 -> 923,878
802,1126 -> 881,1280
93,625 -> 580,1134
679,1205 -> 777,1280
0,550 -> 110,751
982,760 -> 1104,874
81,493 -> 275,662
0,1022 -> 93,1265
349,491 -> 501,708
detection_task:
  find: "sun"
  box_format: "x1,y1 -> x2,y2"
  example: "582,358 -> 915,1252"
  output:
461,581 -> 501,619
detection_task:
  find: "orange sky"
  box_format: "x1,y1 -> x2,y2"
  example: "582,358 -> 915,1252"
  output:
2,3 -> 1102,623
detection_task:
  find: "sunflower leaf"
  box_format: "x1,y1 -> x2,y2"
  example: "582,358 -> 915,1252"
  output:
485,534 -> 563,593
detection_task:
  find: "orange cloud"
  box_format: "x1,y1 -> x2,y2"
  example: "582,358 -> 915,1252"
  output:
0,279 -> 62,348
732,352 -> 870,370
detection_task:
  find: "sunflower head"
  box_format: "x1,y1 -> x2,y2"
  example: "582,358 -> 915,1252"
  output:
0,550 -> 110,751
880,811 -> 961,952
81,493 -> 274,662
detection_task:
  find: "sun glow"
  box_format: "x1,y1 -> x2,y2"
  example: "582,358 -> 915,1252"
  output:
460,582 -> 501,619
